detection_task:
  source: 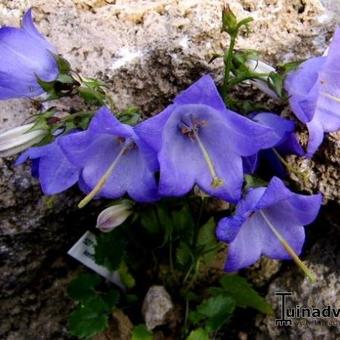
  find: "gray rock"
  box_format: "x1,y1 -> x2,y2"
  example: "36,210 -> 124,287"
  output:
142,285 -> 174,330
256,226 -> 340,339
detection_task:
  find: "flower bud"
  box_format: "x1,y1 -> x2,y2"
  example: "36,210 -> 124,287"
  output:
245,59 -> 279,99
222,4 -> 238,34
96,202 -> 133,233
0,123 -> 47,158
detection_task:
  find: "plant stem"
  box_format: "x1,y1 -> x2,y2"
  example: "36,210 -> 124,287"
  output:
222,33 -> 237,101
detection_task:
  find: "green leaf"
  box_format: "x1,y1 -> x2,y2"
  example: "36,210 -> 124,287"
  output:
186,328 -> 210,340
94,228 -> 127,271
219,275 -> 273,314
103,289 -> 119,309
194,295 -> 236,332
196,218 -> 221,264
67,273 -> 101,302
79,86 -> 105,105
176,241 -> 193,267
68,296 -> 109,339
172,205 -> 194,240
131,324 -> 153,340
140,207 -> 161,234
56,55 -> 72,74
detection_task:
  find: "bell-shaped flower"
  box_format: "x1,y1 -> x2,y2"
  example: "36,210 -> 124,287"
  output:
59,107 -> 159,206
0,123 -> 47,158
0,9 -> 59,99
216,177 -> 322,279
285,28 -> 340,156
16,135 -> 80,195
135,75 -> 282,203
243,112 -> 304,176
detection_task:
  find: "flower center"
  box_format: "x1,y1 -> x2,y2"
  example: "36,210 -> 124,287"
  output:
178,116 -> 223,188
78,137 -> 135,208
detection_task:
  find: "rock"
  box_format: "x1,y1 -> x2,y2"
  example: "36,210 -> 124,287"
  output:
94,309 -> 133,340
0,0 -> 339,339
142,286 -> 174,330
255,226 -> 340,339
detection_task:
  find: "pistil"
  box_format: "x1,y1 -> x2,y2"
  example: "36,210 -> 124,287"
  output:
259,210 -> 316,282
191,127 -> 224,188
78,141 -> 131,208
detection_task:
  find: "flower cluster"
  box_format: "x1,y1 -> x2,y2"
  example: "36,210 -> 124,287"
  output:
0,9 -> 330,276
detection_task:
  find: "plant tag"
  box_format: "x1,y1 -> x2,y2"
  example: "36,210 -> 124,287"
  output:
68,231 -> 124,289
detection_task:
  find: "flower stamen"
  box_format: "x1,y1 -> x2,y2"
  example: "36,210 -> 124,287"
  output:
259,210 -> 316,282
78,139 -> 133,208
191,126 -> 224,188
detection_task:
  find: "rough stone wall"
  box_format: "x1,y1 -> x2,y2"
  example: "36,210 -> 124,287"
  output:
0,0 -> 339,339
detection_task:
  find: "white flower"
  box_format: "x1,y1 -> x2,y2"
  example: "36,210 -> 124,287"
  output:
0,123 -> 46,158
96,202 -> 133,233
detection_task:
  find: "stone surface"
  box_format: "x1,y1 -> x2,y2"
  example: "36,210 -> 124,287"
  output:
142,285 -> 174,330
256,224 -> 340,339
0,0 -> 339,339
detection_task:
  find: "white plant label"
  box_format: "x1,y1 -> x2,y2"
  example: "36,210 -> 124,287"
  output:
68,231 -> 124,289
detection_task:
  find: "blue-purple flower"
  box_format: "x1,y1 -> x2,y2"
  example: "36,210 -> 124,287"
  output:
0,9 -> 59,99
16,135 -> 80,195
216,177 -> 322,272
285,28 -> 340,156
136,75 -> 281,203
243,112 -> 304,176
59,107 -> 159,205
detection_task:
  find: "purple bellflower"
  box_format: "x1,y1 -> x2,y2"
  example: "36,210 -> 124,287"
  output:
16,135 -> 80,195
135,75 -> 282,203
216,177 -> 322,279
59,107 -> 159,207
0,9 -> 59,99
243,112 -> 304,176
285,28 -> 340,156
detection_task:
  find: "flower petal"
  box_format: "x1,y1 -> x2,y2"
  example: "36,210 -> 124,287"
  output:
174,74 -> 226,112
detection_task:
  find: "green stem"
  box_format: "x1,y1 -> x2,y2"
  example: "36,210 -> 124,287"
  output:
222,33 -> 237,101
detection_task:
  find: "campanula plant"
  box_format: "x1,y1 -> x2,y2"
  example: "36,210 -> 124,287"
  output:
0,5 -> 332,339
0,9 -> 59,99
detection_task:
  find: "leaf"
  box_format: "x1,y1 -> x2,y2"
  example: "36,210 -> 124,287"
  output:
67,273 -> 101,302
196,218 -> 221,264
176,241 -> 193,267
186,328 -> 210,340
68,296 -> 109,339
172,205 -> 194,240
194,295 -> 236,332
140,207 -> 161,234
219,275 -> 273,314
104,289 -> 119,309
94,228 -> 127,272
131,324 -> 153,340
79,86 -> 105,105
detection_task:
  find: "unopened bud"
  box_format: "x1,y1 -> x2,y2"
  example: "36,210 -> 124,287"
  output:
245,59 -> 279,99
96,202 -> 133,233
0,123 -> 47,158
222,4 -> 238,34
